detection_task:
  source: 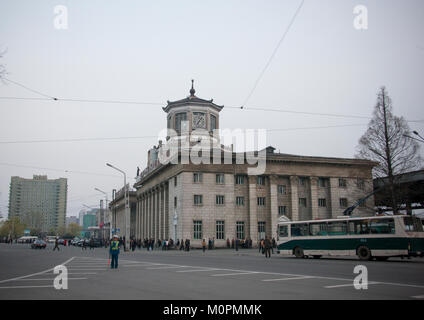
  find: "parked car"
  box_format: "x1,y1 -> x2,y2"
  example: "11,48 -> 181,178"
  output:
31,240 -> 47,249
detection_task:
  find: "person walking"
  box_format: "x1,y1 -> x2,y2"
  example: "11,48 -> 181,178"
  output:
202,239 -> 207,253
235,238 -> 239,251
109,235 -> 121,269
53,237 -> 60,251
264,236 -> 272,259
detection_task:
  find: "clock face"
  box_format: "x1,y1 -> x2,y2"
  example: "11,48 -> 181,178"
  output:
192,112 -> 206,129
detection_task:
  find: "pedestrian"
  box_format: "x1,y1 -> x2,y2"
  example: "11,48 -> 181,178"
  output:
235,238 -> 239,251
180,240 -> 184,251
90,238 -> 94,250
264,236 -> 272,258
53,237 -> 60,251
226,238 -> 230,248
109,235 -> 121,269
202,239 -> 207,253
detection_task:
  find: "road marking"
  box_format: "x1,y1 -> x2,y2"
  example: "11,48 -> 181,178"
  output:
0,256 -> 75,284
14,278 -> 87,281
262,276 -> 316,282
145,266 -> 186,270
0,285 -> 54,289
211,272 -> 260,277
176,269 -> 221,273
67,268 -> 107,271
325,282 -> 380,289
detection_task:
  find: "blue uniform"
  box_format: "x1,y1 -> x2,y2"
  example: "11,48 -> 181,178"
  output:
109,240 -> 120,269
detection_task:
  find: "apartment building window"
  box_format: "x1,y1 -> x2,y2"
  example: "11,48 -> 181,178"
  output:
257,176 -> 265,185
193,220 -> 202,240
216,220 -> 225,240
193,172 -> 203,183
216,195 -> 225,205
257,197 -> 266,206
235,175 -> 245,185
174,196 -> 177,208
216,173 -> 225,184
236,196 -> 245,206
278,206 -> 287,215
299,198 -> 307,207
318,178 -> 328,187
318,198 -> 327,207
357,179 -> 365,190
194,195 -> 203,206
339,198 -> 348,208
278,185 -> 287,194
236,221 -> 245,240
339,178 -> 347,187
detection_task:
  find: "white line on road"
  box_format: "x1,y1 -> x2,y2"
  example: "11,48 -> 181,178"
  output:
211,272 -> 260,277
14,278 -> 87,281
176,269 -> 221,273
324,282 -> 380,289
262,276 -> 316,282
145,266 -> 187,270
0,285 -> 54,289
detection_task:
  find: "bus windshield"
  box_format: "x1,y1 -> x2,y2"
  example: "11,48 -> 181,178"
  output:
404,216 -> 424,232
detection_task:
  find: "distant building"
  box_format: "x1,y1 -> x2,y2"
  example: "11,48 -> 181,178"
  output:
8,175 -> 67,232
83,214 -> 97,230
66,216 -> 79,227
78,209 -> 86,227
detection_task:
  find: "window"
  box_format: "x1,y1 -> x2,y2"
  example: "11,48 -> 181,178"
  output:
216,173 -> 225,184
318,178 -> 328,187
328,221 -> 348,235
257,197 -> 266,206
357,179 -> 365,190
279,225 -> 288,237
369,219 -> 396,234
210,114 -> 217,131
236,196 -> 245,206
349,219 -> 371,235
278,206 -> 287,215
193,172 -> 203,183
258,221 -> 266,239
236,221 -> 245,239
174,196 -> 177,208
299,177 -> 307,186
193,221 -> 202,240
291,223 -> 309,237
216,220 -> 225,240
299,198 -> 307,207
403,217 -> 423,232
175,112 -> 187,132
339,198 -> 348,208
194,195 -> 203,206
235,175 -> 245,185
278,185 -> 286,194
257,176 -> 265,185
310,223 -> 328,236
339,178 -> 347,187
216,195 -> 225,205
318,198 -> 327,207
174,176 -> 177,187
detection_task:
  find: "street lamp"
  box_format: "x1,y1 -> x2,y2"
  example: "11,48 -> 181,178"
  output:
413,131 -> 424,143
403,133 -> 424,144
95,187 -> 110,240
106,163 -> 130,251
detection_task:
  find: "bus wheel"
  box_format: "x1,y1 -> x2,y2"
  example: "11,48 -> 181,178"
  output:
313,255 -> 322,259
375,257 -> 389,261
294,247 -> 304,258
357,246 -> 372,261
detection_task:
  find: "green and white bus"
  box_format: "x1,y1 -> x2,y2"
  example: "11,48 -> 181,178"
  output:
276,215 -> 424,261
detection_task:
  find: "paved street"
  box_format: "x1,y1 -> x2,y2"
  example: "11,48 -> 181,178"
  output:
1,243 -> 424,300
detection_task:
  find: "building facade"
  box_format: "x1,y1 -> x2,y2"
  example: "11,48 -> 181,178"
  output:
127,84 -> 377,248
8,175 -> 67,232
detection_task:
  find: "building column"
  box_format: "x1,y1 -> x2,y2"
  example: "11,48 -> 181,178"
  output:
248,175 -> 258,246
156,186 -> 160,240
269,175 -> 278,239
165,182 -> 169,240
310,177 -> 319,220
329,178 -> 340,218
290,176 -> 299,221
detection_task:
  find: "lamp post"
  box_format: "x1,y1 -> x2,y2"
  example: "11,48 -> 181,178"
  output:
404,132 -> 424,144
106,163 -> 130,251
95,188 -> 110,240
413,131 -> 424,143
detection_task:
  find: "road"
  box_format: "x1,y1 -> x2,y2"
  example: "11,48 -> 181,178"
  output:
1,243 -> 424,300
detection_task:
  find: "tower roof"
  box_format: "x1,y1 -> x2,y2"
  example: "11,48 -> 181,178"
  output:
163,80 -> 224,113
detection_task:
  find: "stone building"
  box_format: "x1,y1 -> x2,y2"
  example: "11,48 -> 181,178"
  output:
131,83 -> 376,248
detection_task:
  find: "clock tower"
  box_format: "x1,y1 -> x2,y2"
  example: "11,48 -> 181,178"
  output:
163,80 -> 224,145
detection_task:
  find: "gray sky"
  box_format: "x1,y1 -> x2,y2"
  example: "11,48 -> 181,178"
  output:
0,0 -> 423,219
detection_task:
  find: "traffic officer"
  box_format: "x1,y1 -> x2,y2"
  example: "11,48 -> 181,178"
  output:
109,235 -> 121,269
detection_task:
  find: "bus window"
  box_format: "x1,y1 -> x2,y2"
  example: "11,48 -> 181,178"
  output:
279,225 -> 288,237
404,216 -> 424,232
310,223 -> 327,236
328,221 -> 347,235
349,220 -> 370,235
291,223 -> 309,237
369,218 -> 395,234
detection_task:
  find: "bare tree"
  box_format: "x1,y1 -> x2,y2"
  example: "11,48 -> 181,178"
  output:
356,86 -> 422,214
0,48 -> 7,80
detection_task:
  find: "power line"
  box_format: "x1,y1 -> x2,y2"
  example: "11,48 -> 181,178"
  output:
0,162 -> 121,178
0,135 -> 158,144
242,0 -> 305,107
2,77 -> 57,100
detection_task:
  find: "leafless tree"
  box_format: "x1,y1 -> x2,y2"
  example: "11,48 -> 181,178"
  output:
356,86 -> 422,214
0,48 -> 7,80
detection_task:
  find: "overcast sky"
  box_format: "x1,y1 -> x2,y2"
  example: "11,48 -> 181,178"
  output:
0,0 -> 423,219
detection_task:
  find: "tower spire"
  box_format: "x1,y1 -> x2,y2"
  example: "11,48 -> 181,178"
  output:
190,79 -> 195,96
